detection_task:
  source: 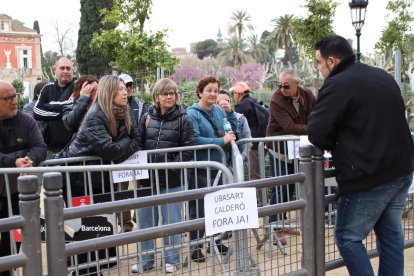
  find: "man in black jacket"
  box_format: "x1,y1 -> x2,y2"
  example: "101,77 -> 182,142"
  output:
232,82 -> 265,206
34,57 -> 75,154
309,35 -> 414,276
0,80 -> 47,275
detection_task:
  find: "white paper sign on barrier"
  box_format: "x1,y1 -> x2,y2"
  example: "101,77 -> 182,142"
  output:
288,136 -> 311,160
409,179 -> 414,194
111,151 -> 149,183
204,188 -> 259,237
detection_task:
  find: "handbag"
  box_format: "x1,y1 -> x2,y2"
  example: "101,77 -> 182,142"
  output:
48,133 -> 76,160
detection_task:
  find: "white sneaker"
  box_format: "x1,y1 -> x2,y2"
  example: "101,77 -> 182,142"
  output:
165,263 -> 177,273
131,263 -> 138,273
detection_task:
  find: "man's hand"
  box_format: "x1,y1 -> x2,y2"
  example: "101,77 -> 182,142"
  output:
16,157 -> 34,176
15,156 -> 33,168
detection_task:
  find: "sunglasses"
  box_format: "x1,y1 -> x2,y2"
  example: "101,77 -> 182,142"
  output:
277,83 -> 291,89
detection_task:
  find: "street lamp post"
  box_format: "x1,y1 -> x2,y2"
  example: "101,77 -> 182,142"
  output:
349,0 -> 368,61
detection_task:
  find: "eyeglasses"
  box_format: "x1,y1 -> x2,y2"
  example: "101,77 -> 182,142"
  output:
159,91 -> 175,97
0,95 -> 17,103
126,83 -> 134,88
277,83 -> 291,89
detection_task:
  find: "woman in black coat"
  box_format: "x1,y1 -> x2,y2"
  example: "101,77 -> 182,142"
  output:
131,78 -> 195,273
66,75 -> 140,196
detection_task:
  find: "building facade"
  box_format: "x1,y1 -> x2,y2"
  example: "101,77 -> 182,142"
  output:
0,14 -> 42,98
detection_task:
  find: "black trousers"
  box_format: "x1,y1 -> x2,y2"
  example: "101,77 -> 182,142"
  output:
0,193 -> 20,276
188,169 -> 222,243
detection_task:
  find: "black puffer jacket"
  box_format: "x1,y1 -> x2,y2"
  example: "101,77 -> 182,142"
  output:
139,104 -> 195,162
67,104 -> 140,163
139,104 -> 195,189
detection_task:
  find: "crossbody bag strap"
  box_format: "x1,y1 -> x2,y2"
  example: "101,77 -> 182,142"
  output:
197,109 -> 220,134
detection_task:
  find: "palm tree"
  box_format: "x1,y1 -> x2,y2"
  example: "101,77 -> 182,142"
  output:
227,10 -> 254,41
218,36 -> 253,67
268,14 -> 296,64
247,34 -> 271,64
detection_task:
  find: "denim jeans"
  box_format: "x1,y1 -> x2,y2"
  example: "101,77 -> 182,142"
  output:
138,186 -> 182,269
269,156 -> 296,222
335,173 -> 412,276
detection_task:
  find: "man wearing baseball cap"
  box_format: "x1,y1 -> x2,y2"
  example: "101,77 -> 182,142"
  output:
118,73 -> 147,232
232,81 -> 265,206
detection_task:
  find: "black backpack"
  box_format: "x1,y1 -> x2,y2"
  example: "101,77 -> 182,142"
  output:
246,98 -> 269,137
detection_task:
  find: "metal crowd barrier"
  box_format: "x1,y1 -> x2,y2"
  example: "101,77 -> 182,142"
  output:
0,141 -> 413,275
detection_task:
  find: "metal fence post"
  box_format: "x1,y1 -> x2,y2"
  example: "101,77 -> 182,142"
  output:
299,145 -> 315,276
18,175 -> 42,276
43,172 -> 67,275
232,141 -> 260,276
312,147 -> 325,276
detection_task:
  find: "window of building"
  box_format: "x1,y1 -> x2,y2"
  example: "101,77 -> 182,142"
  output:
0,21 -> 10,31
18,48 -> 32,69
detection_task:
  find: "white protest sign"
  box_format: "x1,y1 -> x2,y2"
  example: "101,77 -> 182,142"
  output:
112,151 -> 149,183
204,188 -> 259,237
287,136 -> 311,159
409,179 -> 414,194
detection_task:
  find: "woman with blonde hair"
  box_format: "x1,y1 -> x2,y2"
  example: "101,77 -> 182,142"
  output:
67,75 -> 140,187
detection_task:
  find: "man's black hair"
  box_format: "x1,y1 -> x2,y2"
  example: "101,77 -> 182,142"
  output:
314,34 -> 354,60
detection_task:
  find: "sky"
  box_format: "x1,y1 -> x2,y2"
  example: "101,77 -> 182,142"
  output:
0,0 -> 398,55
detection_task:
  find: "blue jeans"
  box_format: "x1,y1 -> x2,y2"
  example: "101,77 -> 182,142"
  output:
137,186 -> 182,269
335,173 -> 412,276
269,157 -> 296,222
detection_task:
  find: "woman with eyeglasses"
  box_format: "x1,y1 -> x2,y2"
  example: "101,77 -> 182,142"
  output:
217,89 -> 252,162
131,78 -> 195,274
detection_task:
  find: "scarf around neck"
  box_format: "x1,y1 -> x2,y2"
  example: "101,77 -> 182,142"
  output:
112,104 -> 128,119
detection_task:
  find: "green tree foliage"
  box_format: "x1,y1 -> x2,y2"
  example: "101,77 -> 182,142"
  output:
42,51 -> 60,82
91,0 -> 178,98
33,20 -> 45,73
219,36 -> 253,67
268,14 -> 296,65
12,79 -> 24,94
76,0 -> 114,76
247,34 -> 271,64
292,0 -> 338,60
178,81 -> 198,109
375,0 -> 413,94
195,39 -> 221,60
227,10 -> 254,40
